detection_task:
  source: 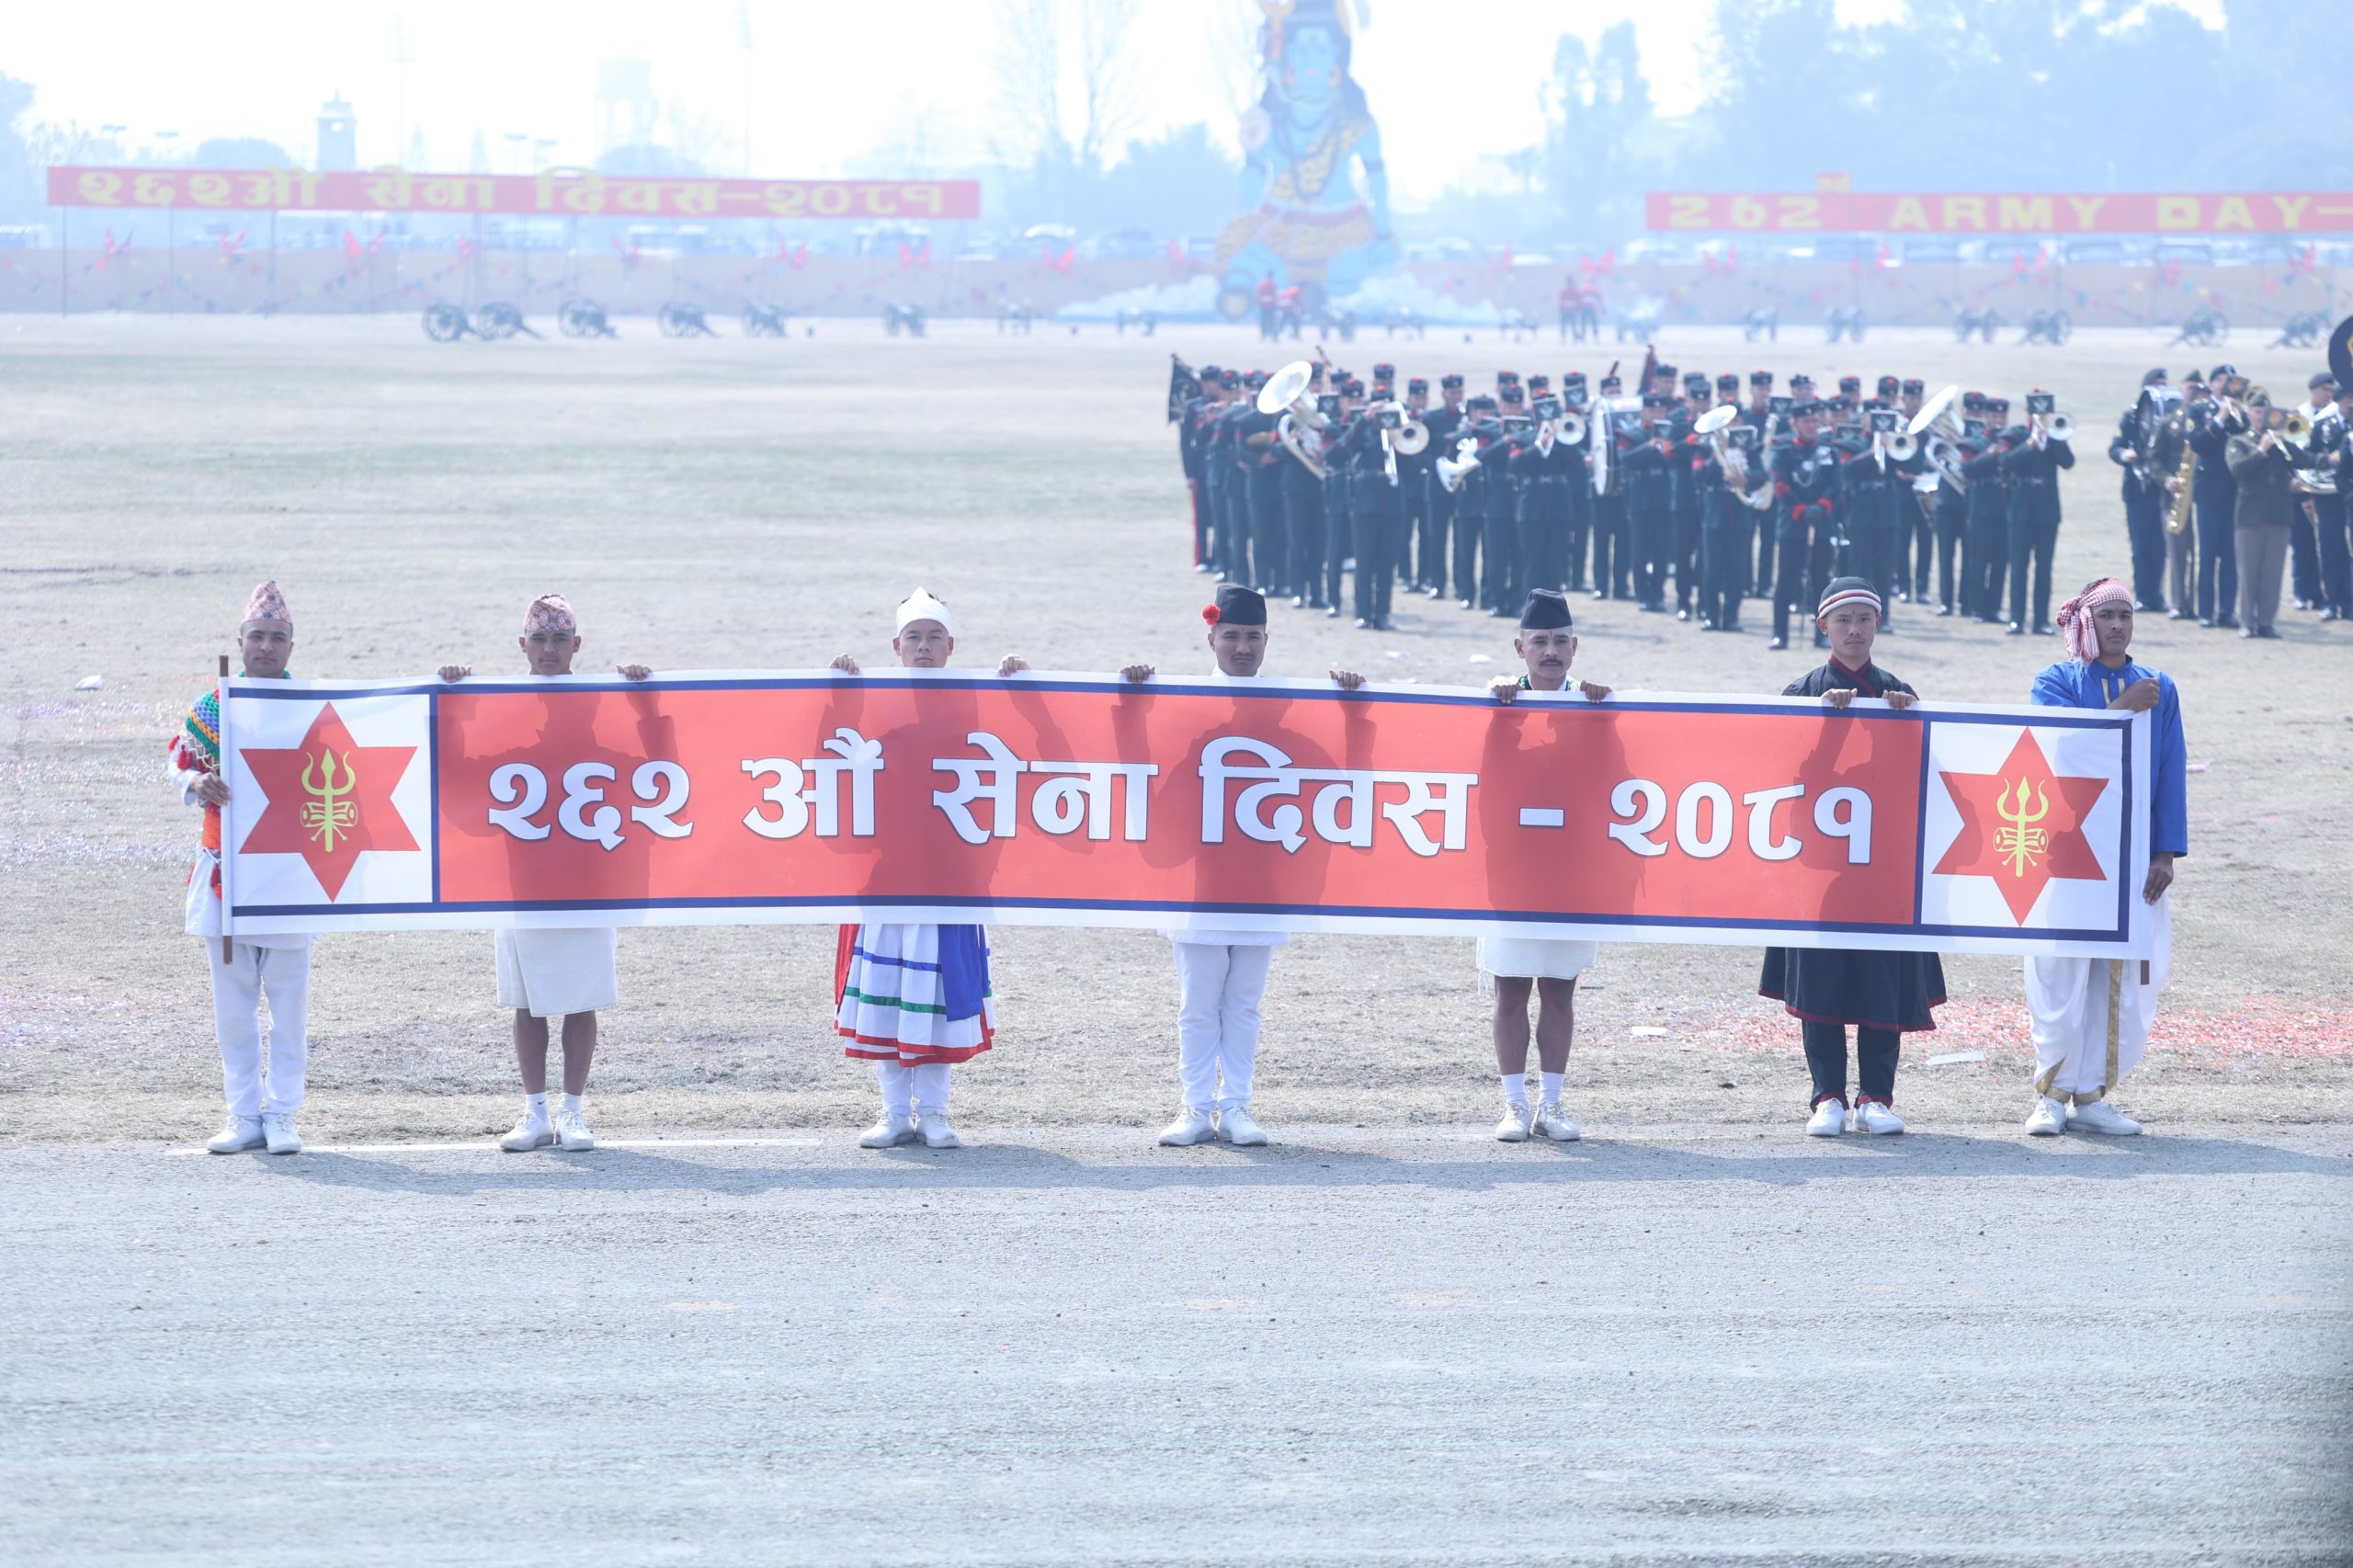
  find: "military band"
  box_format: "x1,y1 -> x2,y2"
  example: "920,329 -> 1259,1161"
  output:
1174,343 -> 2351,653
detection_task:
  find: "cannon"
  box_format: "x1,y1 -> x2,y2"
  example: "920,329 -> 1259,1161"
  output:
557,297 -> 617,337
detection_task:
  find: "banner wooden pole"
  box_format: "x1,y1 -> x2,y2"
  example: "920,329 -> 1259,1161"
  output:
218,653 -> 233,965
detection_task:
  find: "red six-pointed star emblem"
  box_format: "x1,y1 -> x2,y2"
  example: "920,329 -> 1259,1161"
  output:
241,703 -> 419,900
1933,732 -> 2110,923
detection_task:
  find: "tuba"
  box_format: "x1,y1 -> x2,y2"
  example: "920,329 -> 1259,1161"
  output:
1256,359 -> 1330,429
1277,414 -> 1327,480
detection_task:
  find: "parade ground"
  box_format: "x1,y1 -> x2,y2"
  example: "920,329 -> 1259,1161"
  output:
5,315 -> 2351,1562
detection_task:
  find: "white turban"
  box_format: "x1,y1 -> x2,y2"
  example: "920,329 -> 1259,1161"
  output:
894,586 -> 954,637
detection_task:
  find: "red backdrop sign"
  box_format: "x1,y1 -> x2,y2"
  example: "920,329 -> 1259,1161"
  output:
1648,191 -> 2353,233
48,166 -> 980,221
214,674 -> 2152,958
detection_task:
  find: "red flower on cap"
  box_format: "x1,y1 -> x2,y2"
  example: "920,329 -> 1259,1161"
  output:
1202,605 -> 1221,626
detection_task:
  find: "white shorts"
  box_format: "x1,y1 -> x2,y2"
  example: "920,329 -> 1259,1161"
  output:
1477,935 -> 1598,982
495,927 -> 620,1018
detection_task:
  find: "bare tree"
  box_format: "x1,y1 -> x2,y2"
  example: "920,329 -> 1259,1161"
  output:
993,0 -> 1145,175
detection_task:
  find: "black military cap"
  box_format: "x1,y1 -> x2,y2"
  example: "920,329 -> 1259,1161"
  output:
1372,362 -> 1396,380
1407,376 -> 1428,393
1654,362 -> 1678,380
1793,398 -> 1824,417
1642,392 -> 1673,410
1717,372 -> 1741,393
1961,391 -> 1985,410
1218,369 -> 1240,389
1598,375 -> 1621,392
1839,375 -> 1862,394
1563,370 -> 1588,386
1684,372 -> 1709,392
2310,370 -> 2337,390
1497,369 -> 1521,384
1500,385 -> 1526,405
2144,368 -> 2170,387
1306,362 -> 1325,383
1209,584 -> 1267,626
1440,372 -> 1464,388
2182,368 -> 2206,383
2210,361 -> 2238,378
1519,588 -> 1574,631
1751,369 -> 1773,386
1902,378 -> 1925,395
1988,397 -> 2010,414
1790,373 -> 1814,388
1199,363 -> 1222,380
1528,374 -> 1552,392
1343,379 -> 1365,397
1467,393 -> 1497,412
1876,375 -> 1900,396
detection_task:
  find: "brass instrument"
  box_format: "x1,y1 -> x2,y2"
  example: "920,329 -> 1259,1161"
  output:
1697,404 -> 1775,511
1256,360 -> 1330,430
1276,414 -> 1327,480
1435,437 -> 1482,494
2043,412 -> 2075,444
2165,424 -> 2197,535
2282,410 -> 2313,448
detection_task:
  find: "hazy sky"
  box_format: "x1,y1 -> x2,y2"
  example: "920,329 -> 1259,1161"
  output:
12,0 -> 2212,208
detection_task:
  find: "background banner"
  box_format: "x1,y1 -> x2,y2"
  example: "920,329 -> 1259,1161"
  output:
215,673 -> 2151,957
1648,190 -> 2353,233
47,166 -> 982,221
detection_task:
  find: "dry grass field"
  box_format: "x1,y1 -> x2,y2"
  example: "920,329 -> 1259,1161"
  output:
5,313 -> 2349,1144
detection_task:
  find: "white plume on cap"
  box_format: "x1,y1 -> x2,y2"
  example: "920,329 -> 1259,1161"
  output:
895,586 -> 953,637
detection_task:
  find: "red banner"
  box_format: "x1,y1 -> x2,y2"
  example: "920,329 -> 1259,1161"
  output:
214,674 -> 2152,958
1648,190 -> 2353,234
47,166 -> 980,221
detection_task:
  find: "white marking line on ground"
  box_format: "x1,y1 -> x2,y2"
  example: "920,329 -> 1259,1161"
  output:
1518,806 -> 1566,828
165,1136 -> 829,1157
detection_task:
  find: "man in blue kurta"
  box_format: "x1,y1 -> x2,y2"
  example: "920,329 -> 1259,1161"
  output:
2021,578 -> 2188,1136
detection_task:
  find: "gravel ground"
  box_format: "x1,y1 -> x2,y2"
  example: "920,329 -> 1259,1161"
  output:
3,1126 -> 2348,1566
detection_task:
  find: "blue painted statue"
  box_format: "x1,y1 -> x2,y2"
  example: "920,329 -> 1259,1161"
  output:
1216,0 -> 1399,319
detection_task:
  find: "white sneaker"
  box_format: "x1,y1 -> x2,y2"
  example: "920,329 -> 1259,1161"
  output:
499,1108 -> 554,1153
1217,1106 -> 1269,1146
553,1106 -> 597,1151
260,1113 -> 303,1155
916,1109 -> 962,1150
207,1116 -> 265,1154
1805,1099 -> 1847,1137
1158,1108 -> 1218,1146
1850,1099 -> 1905,1135
2024,1096 -> 2067,1136
1532,1101 -> 1582,1142
2066,1099 -> 2143,1136
1495,1101 -> 1533,1142
858,1113 -> 919,1149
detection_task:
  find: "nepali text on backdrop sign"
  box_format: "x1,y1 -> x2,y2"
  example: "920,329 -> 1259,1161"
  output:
1647,191 -> 2353,233
44,166 -> 982,222
209,673 -> 2154,960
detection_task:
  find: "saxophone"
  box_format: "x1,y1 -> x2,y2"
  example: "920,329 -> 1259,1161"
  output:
2165,418 -> 2197,535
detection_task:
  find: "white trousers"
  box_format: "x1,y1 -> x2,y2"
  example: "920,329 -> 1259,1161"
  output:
874,1062 -> 952,1115
1173,942 -> 1272,1112
2024,894 -> 2172,1103
208,939 -> 311,1117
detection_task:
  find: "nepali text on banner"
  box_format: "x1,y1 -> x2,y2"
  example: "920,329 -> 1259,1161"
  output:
47,166 -> 981,222
212,673 -> 2154,959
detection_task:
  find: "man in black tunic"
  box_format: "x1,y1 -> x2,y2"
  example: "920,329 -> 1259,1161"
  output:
1419,373 -> 1466,600
1759,577 -> 1947,1136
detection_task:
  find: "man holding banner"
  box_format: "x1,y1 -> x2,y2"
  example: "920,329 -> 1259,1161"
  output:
1133,585 -> 1363,1149
438,594 -> 653,1154
1760,579 -> 1946,1137
2022,583 -> 2187,1137
173,582 -> 313,1156
1483,589 -> 1610,1142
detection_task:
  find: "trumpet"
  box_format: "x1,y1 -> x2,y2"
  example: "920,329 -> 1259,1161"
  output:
1550,409 -> 1587,447
2282,410 -> 2313,448
2043,412 -> 2074,443
1256,359 -> 1330,430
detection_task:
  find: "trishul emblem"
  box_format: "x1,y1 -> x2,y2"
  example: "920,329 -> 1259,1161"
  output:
300,748 -> 360,852
1994,777 -> 2049,878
